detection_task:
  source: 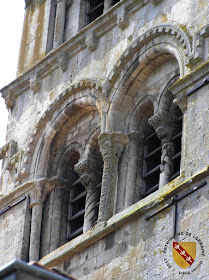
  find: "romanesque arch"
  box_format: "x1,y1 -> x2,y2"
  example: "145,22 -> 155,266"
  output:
104,24 -> 194,132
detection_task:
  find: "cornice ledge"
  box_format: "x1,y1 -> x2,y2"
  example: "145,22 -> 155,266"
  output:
169,60 -> 209,97
39,166 -> 209,268
0,180 -> 34,209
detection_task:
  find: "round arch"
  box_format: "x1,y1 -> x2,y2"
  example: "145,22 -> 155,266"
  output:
16,80 -> 107,182
105,24 -> 193,131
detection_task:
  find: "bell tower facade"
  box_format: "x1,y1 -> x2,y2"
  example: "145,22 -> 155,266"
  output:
0,0 -> 209,279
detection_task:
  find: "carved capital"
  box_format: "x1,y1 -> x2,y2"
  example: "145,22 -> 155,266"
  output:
149,111 -> 177,142
86,30 -> 98,52
30,72 -> 41,93
29,176 -> 64,207
173,92 -> 187,112
98,132 -> 129,160
74,155 -> 102,189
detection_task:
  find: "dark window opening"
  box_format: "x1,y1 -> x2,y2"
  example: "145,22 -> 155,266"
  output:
111,0 -> 120,6
88,0 -> 104,23
170,112 -> 183,181
67,177 -> 86,241
142,129 -> 161,197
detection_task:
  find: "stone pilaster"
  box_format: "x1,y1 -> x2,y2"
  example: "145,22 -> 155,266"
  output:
74,154 -> 102,232
29,177 -> 59,262
149,111 -> 177,188
98,132 -> 129,225
125,131 -> 144,208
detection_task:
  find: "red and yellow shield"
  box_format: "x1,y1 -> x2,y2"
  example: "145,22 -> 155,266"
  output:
173,242 -> 196,269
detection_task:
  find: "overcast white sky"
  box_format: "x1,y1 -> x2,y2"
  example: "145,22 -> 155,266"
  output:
0,1 -> 25,148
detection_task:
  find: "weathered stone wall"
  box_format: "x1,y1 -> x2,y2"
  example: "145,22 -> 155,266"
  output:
39,177 -> 209,280
1,0 -> 209,278
0,199 -> 30,266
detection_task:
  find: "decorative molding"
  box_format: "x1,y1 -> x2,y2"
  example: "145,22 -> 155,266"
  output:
105,24 -> 194,96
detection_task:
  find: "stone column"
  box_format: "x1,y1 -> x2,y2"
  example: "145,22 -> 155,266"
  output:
49,177 -> 69,252
124,131 -> 144,208
149,111 -> 177,188
53,0 -> 67,49
74,154 -> 102,232
98,132 -> 129,225
29,178 -> 55,262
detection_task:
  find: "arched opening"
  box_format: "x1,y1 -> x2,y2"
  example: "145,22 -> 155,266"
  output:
38,94 -> 103,256
113,50 -> 183,211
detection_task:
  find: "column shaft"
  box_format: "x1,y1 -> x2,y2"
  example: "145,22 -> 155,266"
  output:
49,187 -> 64,252
29,204 -> 43,262
53,0 -> 66,48
98,155 -> 118,222
98,132 -> 128,224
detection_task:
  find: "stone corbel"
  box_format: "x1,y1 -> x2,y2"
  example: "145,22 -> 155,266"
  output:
58,51 -> 68,72
173,92 -> 187,113
151,0 -> 162,6
30,72 -> 42,93
117,6 -> 129,30
86,30 -> 98,52
3,87 -> 15,110
186,34 -> 204,67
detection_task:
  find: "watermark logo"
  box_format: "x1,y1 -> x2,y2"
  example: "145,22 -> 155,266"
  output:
163,232 -> 205,275
173,242 -> 196,269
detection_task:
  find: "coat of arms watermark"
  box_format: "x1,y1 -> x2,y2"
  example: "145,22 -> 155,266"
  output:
163,232 -> 205,275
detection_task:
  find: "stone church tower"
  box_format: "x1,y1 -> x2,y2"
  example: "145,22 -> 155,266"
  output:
0,0 -> 209,279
